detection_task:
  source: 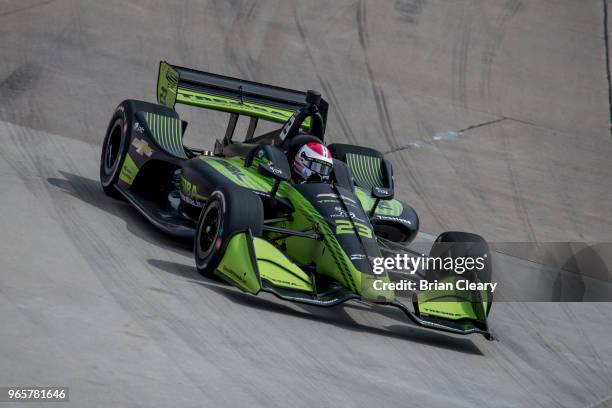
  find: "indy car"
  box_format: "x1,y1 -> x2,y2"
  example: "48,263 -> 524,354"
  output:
100,61 -> 494,339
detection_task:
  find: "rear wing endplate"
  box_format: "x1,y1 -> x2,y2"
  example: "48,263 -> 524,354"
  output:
157,61 -> 328,126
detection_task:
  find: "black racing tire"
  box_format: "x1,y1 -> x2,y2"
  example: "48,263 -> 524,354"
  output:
100,109 -> 128,198
100,100 -> 179,198
194,186 -> 263,278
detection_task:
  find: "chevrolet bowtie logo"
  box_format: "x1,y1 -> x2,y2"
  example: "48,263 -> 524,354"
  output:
132,138 -> 153,157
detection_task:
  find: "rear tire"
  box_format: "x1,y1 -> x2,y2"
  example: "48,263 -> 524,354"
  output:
100,111 -> 128,198
194,186 -> 263,278
100,100 -> 179,198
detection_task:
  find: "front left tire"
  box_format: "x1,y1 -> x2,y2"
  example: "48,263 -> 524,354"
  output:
195,186 -> 263,278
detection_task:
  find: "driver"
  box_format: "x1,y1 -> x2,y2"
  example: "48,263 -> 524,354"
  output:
292,141 -> 333,183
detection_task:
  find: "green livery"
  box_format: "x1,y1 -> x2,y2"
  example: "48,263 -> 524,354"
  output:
118,154 -> 138,185
157,61 -> 311,129
157,61 -> 179,109
100,62 -> 494,341
141,111 -> 186,159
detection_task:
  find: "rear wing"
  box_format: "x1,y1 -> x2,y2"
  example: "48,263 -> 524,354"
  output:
157,61 -> 329,126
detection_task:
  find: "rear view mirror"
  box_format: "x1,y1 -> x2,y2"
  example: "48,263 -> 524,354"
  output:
370,186 -> 394,217
372,186 -> 394,200
258,162 -> 291,182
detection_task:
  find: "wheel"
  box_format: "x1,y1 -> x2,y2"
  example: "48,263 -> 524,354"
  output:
100,100 -> 179,198
100,110 -> 128,197
194,186 -> 263,278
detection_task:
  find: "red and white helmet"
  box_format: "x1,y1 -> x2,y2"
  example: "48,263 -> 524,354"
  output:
293,142 -> 333,181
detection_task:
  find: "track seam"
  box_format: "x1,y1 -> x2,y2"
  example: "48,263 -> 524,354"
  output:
384,116 -> 546,154
605,0 -> 612,137
0,0 -> 56,17
457,117 -> 507,133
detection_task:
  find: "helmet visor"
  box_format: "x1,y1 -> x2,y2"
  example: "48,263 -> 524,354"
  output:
306,159 -> 333,177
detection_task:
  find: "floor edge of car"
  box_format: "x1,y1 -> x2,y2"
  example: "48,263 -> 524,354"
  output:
115,185 -> 196,239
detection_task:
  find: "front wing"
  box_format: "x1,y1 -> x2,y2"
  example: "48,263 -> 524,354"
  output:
214,230 -> 494,340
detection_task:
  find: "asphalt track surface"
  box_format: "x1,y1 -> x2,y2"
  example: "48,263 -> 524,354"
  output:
1,1 -> 612,407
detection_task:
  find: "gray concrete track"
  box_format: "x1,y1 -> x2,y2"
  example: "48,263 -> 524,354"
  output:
1,1 -> 611,407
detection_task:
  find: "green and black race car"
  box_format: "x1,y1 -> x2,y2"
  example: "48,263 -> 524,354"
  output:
100,61 -> 494,339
